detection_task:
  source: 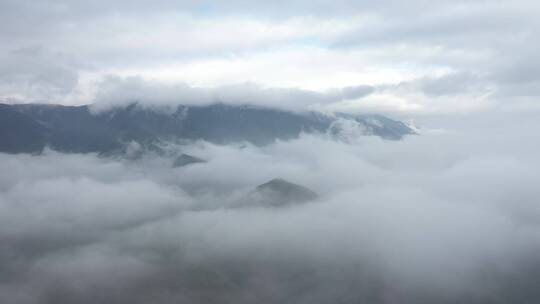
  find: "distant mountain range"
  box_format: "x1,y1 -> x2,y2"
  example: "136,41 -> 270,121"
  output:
0,103 -> 414,154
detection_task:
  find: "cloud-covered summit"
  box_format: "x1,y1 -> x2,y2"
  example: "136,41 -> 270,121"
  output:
91,76 -> 375,113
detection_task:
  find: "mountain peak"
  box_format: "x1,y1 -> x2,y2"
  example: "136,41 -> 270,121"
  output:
172,153 -> 206,167
255,178 -> 318,206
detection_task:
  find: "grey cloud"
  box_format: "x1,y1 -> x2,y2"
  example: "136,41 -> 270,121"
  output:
380,71 -> 488,97
335,5 -> 528,47
338,85 -> 376,99
2,111 -> 540,303
330,1 -> 540,104
419,72 -> 480,96
91,76 -> 374,112
492,44 -> 540,87
0,0 -> 476,22
0,46 -> 79,101
1,0 -> 539,111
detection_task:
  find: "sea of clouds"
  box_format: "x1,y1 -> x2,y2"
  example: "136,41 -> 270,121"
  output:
1,111 -> 540,304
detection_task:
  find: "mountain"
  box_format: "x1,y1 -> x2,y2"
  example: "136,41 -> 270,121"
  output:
0,104 -> 49,153
255,178 -> 318,206
0,103 -> 415,154
233,178 -> 318,208
172,153 -> 206,167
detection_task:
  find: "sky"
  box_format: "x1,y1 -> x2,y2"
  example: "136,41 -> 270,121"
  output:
1,0 -> 539,116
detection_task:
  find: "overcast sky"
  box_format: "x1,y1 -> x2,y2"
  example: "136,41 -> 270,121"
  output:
1,0 -> 539,115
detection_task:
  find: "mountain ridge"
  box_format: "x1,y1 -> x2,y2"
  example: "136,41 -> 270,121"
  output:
0,102 -> 414,154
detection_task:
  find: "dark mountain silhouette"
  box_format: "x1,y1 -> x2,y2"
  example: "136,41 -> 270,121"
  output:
255,178 -> 318,206
172,153 -> 206,167
0,104 -> 49,153
0,102 -> 414,154
231,178 -> 318,208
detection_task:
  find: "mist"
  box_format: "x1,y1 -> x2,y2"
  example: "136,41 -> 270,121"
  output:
2,0 -> 540,302
1,110 -> 539,304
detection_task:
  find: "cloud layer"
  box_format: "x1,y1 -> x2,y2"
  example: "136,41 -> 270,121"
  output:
90,76 -> 374,112
1,111 -> 540,303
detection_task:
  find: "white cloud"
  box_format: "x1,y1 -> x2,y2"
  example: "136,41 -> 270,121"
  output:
2,111 -> 540,302
1,0 -> 539,114
89,75 -> 375,112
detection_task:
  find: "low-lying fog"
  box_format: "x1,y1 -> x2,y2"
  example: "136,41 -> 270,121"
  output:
2,112 -> 540,304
